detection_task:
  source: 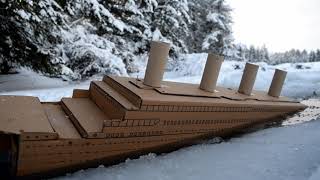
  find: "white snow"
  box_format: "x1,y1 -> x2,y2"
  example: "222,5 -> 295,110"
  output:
88,0 -> 132,33
206,12 -> 226,30
56,21 -> 129,80
202,32 -> 220,50
0,54 -> 320,180
168,54 -> 320,98
1,53 -> 320,100
53,119 -> 320,180
16,10 -> 32,20
0,68 -> 69,92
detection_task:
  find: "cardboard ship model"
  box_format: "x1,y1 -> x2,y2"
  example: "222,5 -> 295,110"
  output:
0,41 -> 307,178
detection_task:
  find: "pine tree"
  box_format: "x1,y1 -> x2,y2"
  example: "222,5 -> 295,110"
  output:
316,49 -> 320,62
187,0 -> 233,55
309,51 -> 316,62
260,45 -> 270,62
248,46 -> 256,62
153,0 -> 191,53
301,50 -> 309,62
0,0 -> 234,78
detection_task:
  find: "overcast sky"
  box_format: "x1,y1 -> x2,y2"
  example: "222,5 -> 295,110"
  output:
229,0 -> 320,52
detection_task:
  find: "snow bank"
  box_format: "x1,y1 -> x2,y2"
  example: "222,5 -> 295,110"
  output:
0,68 -> 69,92
164,53 -> 320,98
53,119 -> 320,180
1,54 -> 320,100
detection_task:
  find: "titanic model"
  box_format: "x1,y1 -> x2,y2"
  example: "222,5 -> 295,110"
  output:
0,41 -> 306,178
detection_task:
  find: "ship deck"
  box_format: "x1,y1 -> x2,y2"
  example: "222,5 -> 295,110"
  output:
0,75 -> 307,177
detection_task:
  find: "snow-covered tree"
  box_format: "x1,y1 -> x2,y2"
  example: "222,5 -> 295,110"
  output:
309,51 -> 317,62
0,0 -> 234,79
316,50 -> 320,62
187,0 -> 233,55
152,0 -> 191,54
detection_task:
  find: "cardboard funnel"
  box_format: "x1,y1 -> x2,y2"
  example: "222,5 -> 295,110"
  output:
238,63 -> 259,95
268,69 -> 287,97
143,41 -> 170,88
199,54 -> 224,92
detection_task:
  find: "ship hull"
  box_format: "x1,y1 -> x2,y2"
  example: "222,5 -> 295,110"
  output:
16,106 -> 297,178
0,75 -> 306,178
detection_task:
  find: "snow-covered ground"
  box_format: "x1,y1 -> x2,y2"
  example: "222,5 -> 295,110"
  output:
1,54 -> 320,100
53,118 -> 320,180
163,54 -> 320,98
1,55 -> 320,180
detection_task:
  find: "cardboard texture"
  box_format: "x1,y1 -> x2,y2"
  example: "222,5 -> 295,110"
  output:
20,132 -> 58,141
103,76 -> 142,107
43,104 -> 81,139
268,69 -> 287,97
89,82 -> 126,119
0,48 -> 307,178
61,98 -> 107,138
3,76 -> 306,178
143,41 -> 170,87
0,96 -> 55,135
200,54 -> 224,92
110,76 -> 298,105
72,89 -> 89,98
92,81 -> 138,110
238,63 -> 259,95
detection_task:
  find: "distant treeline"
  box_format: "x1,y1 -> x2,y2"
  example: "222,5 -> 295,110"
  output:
228,44 -> 320,64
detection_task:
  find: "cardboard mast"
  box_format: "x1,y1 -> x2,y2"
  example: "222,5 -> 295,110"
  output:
238,63 -> 259,95
268,69 -> 287,97
199,54 -> 224,92
143,41 -> 170,88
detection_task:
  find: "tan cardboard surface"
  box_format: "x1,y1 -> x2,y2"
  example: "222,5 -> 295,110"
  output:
61,98 -> 107,135
143,41 -> 170,87
89,83 -> 126,119
200,54 -> 224,92
20,132 -> 58,141
92,81 -> 138,110
238,63 -> 259,95
43,104 -> 81,139
107,76 -> 297,107
103,76 -> 142,107
72,89 -> 89,98
268,69 -> 287,97
0,96 -> 55,134
17,133 -> 200,176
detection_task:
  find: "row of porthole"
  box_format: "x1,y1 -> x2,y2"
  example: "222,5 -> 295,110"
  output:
105,119 -> 160,127
105,118 -> 251,128
24,125 -> 240,150
25,124 -> 253,150
25,127 -> 251,158
26,138 -> 188,152
25,127 -> 238,149
162,119 -> 251,126
23,135 -> 202,150
140,105 -> 254,112
140,105 -> 283,113
24,135 -> 53,140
